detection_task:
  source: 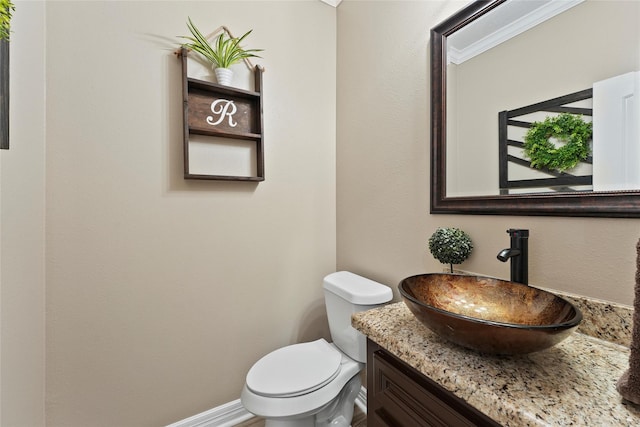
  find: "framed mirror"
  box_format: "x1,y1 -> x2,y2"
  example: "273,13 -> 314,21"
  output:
431,0 -> 640,217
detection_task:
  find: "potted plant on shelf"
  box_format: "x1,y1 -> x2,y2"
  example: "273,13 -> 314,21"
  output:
428,227 -> 473,273
180,17 -> 262,86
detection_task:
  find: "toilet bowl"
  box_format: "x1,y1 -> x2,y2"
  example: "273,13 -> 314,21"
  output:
240,339 -> 362,426
240,272 -> 392,427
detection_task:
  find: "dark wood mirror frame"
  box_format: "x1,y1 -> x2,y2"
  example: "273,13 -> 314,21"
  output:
430,0 -> 640,217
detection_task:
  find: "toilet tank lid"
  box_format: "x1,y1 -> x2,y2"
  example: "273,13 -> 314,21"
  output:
323,271 -> 392,305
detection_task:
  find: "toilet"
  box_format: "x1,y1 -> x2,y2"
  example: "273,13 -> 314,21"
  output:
240,271 -> 393,427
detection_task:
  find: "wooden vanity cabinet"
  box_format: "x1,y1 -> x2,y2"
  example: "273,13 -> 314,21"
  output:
367,339 -> 501,427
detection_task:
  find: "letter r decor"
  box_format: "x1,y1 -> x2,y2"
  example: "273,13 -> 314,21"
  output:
207,99 -> 238,127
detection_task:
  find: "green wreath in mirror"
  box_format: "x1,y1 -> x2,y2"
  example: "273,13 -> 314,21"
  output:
523,113 -> 592,172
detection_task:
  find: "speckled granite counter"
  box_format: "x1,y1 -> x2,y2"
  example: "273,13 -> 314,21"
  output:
352,300 -> 640,426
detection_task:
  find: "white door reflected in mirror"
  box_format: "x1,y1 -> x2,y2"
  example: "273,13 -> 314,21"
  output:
593,71 -> 640,192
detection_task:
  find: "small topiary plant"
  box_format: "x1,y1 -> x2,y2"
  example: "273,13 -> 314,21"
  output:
428,227 -> 473,273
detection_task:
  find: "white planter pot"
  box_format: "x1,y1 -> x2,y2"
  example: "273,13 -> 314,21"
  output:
214,68 -> 233,86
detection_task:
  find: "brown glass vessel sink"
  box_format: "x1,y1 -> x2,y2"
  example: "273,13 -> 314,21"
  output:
399,273 -> 582,355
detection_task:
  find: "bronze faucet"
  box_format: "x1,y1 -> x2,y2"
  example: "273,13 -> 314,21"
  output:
497,229 -> 529,284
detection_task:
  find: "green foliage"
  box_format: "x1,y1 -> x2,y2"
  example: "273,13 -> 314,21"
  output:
428,228 -> 473,272
0,0 -> 15,41
180,18 -> 262,69
523,113 -> 592,172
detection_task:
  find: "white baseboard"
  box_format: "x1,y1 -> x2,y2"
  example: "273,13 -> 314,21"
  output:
165,399 -> 253,427
166,387 -> 367,427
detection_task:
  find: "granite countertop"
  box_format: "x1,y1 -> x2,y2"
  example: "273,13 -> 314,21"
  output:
352,299 -> 640,427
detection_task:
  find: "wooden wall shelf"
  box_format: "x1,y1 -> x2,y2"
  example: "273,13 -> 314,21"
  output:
180,47 -> 264,181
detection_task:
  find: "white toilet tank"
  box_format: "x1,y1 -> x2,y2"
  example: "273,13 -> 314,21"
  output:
323,271 -> 393,363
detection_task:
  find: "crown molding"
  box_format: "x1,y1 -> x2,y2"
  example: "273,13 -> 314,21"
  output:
449,0 -> 584,65
320,0 -> 342,7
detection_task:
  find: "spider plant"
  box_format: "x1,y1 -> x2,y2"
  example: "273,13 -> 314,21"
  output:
180,18 -> 262,69
0,0 -> 15,41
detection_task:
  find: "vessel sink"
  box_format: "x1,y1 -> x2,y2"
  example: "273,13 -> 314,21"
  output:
399,273 -> 582,355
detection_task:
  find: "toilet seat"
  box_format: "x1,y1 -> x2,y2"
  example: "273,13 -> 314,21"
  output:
246,339 -> 342,398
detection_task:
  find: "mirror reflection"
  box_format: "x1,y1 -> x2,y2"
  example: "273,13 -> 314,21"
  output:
445,0 -> 639,198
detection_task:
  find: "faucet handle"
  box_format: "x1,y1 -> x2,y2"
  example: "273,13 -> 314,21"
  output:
507,229 -> 529,238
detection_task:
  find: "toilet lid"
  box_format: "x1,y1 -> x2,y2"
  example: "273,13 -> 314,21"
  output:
246,339 -> 342,398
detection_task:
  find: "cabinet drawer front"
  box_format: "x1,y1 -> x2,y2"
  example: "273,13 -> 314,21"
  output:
372,349 -> 477,427
367,340 -> 501,427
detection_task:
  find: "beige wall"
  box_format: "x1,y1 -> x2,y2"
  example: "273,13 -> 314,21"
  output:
337,0 -> 640,306
0,1 -> 46,426
43,1 -> 336,426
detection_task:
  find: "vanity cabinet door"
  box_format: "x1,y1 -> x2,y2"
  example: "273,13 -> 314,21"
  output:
367,339 -> 501,427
